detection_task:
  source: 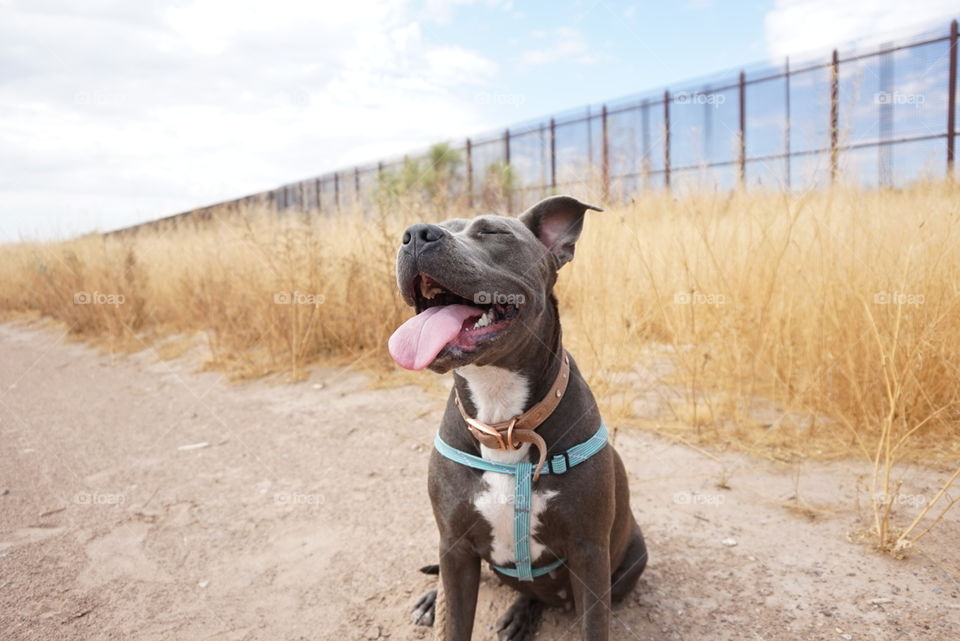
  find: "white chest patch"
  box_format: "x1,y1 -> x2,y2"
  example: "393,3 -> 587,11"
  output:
457,365 -> 557,566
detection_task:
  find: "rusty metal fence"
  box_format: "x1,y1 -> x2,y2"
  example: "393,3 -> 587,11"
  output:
133,19 -> 959,231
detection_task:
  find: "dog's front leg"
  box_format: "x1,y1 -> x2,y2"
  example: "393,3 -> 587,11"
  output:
438,538 -> 481,641
567,543 -> 612,641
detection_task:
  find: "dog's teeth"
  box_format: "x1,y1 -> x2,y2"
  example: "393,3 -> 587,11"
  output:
474,310 -> 493,329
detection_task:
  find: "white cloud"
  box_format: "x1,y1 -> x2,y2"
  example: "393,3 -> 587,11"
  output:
0,0 -> 500,239
764,0 -> 958,60
520,27 -> 599,66
424,45 -> 499,83
422,0 -> 513,24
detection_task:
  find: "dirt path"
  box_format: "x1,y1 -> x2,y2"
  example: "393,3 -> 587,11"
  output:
0,323 -> 957,641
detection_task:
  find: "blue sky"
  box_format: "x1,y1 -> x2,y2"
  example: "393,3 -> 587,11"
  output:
1,0 -> 958,241
416,0 -> 772,123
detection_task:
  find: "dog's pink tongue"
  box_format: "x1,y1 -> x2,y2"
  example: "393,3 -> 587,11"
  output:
388,304 -> 482,370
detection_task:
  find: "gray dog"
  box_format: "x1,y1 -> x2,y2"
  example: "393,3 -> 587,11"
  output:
388,196 -> 647,641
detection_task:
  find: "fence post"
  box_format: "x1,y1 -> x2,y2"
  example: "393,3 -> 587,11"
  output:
948,19 -> 958,176
601,104 -> 610,201
549,118 -> 557,190
334,173 -> 340,212
503,129 -> 511,210
355,167 -> 361,209
315,178 -> 322,214
664,90 -> 671,189
466,138 -> 473,208
738,71 -> 746,187
376,163 -> 384,214
586,106 -> 593,167
830,49 -> 839,183
879,42 -> 894,187
538,123 -> 546,196
784,57 -> 791,188
641,99 -> 650,188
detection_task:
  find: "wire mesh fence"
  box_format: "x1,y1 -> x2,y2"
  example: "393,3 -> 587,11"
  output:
126,19 -> 958,232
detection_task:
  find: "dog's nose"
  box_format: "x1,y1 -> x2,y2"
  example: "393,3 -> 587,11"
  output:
402,223 -> 445,253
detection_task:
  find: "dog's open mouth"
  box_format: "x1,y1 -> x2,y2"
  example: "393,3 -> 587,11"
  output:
388,274 -> 520,370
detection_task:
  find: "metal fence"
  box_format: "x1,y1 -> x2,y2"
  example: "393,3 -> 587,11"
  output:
130,19 -> 959,231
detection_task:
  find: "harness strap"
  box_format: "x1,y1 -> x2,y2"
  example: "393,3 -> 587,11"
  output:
433,421 -> 608,581
514,461 -> 534,581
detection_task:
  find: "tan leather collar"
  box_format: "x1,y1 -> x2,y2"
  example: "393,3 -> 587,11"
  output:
454,351 -> 570,480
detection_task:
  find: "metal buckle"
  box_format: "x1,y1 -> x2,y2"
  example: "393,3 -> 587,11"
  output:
465,417 -> 507,450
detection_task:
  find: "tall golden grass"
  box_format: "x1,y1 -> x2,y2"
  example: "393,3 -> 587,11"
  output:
1,183 -> 958,552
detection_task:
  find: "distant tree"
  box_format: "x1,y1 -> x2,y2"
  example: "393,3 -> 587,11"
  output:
376,142 -> 464,211
481,161 -> 517,211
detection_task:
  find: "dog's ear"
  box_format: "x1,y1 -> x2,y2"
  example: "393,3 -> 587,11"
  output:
519,196 -> 602,268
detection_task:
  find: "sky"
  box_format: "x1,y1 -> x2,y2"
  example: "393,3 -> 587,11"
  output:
1,0 -> 958,241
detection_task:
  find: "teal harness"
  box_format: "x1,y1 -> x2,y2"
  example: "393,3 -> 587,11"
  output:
433,421 -> 608,581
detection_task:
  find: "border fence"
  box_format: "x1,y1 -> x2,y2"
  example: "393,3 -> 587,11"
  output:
120,19 -> 958,233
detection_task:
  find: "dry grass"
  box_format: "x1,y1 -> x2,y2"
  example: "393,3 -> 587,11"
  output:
1,182 -> 959,552
0,209 -> 410,380
562,183 -> 960,463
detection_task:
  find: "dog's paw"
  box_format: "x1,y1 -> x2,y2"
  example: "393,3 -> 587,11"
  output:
411,588 -> 437,627
496,595 -> 542,641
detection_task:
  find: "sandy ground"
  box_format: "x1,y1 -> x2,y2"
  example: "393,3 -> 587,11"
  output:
1,322 -> 958,641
